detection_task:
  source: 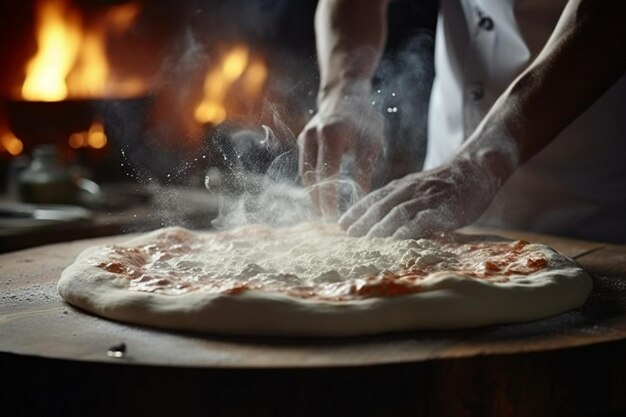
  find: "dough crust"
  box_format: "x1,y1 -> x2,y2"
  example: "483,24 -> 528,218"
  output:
58,225 -> 592,336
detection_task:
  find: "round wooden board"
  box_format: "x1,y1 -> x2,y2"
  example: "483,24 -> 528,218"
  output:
2,230 -> 626,417
1,229 -> 626,368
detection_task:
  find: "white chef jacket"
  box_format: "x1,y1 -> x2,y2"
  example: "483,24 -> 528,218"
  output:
425,0 -> 626,243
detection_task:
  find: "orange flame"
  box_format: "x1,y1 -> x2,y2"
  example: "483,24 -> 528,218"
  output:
21,0 -> 143,102
243,59 -> 268,97
222,46 -> 249,82
21,0 -> 81,101
194,46 -> 268,125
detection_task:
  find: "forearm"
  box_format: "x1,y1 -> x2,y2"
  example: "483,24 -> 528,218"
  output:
315,0 -> 390,102
461,0 -> 626,180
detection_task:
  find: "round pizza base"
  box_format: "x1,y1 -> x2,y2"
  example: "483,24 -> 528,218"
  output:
58,227 -> 593,337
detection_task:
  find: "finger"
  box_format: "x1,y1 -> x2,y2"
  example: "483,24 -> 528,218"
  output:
338,186 -> 391,231
366,200 -> 429,237
317,127 -> 345,217
297,129 -> 320,210
297,128 -> 318,186
346,189 -> 407,237
392,209 -> 453,239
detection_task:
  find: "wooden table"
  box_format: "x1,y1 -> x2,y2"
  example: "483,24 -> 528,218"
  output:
0,184 -> 220,253
1,228 -> 626,416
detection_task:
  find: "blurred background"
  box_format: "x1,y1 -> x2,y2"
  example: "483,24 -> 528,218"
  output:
0,0 -> 437,251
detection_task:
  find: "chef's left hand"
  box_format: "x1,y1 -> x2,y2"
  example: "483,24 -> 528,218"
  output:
338,156 -> 502,238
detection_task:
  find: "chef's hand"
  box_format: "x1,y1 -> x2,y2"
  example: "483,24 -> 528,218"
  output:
297,92 -> 383,217
339,155 -> 506,238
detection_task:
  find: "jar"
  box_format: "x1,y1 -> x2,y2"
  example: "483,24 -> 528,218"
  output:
17,145 -> 78,204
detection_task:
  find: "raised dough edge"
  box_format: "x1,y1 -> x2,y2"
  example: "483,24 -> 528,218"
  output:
57,228 -> 593,337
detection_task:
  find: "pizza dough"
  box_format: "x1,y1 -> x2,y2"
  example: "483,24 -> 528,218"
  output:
58,223 -> 592,336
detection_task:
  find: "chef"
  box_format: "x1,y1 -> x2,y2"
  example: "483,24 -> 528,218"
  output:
298,0 -> 626,243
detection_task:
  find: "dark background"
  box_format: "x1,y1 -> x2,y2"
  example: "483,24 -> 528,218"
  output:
0,0 -> 438,187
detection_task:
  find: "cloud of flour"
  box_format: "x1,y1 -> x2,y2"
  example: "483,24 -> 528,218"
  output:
209,28 -> 436,229
103,2 -> 437,231
206,107 -> 363,229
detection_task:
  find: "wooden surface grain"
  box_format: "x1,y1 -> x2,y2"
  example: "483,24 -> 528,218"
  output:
1,228 -> 625,367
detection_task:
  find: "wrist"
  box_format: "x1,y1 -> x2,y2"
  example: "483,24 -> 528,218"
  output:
451,146 -> 517,197
317,78 -> 372,106
471,148 -> 516,186
458,119 -> 520,186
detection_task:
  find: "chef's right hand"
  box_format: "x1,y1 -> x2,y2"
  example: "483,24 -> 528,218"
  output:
339,142 -> 517,238
297,91 -> 383,217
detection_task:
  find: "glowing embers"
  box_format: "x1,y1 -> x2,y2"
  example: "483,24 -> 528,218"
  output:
68,120 -> 107,150
0,131 -> 24,156
194,45 -> 268,125
21,0 -> 144,102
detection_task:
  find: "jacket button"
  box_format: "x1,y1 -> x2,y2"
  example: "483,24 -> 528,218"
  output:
479,16 -> 494,31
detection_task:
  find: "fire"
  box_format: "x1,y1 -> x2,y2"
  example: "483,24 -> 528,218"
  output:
21,0 -> 143,102
1,132 -> 24,156
21,0 -> 81,101
222,46 -> 249,82
68,121 -> 107,149
243,60 -> 268,96
194,46 -> 268,125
